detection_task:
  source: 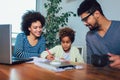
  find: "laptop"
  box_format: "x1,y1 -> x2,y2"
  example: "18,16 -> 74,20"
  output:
0,24 -> 33,64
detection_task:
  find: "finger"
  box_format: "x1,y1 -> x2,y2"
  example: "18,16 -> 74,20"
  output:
110,64 -> 120,69
109,54 -> 120,61
110,60 -> 120,67
113,56 -> 120,60
49,56 -> 55,60
47,55 -> 54,60
108,53 -> 115,57
115,65 -> 120,69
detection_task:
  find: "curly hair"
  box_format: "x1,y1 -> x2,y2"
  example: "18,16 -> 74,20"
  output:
59,27 -> 75,43
21,10 -> 45,35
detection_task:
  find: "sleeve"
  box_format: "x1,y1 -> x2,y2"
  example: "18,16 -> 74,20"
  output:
40,51 -> 48,59
40,46 -> 58,59
13,33 -> 39,58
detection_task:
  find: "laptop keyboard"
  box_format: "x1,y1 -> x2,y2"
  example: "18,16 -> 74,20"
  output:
12,57 -> 33,64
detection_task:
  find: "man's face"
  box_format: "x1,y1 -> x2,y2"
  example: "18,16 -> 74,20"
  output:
80,12 -> 99,31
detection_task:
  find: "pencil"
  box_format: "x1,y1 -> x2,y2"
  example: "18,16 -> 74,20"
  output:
46,48 -> 51,55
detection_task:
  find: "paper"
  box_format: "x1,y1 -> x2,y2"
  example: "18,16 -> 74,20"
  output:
26,57 -> 49,63
26,57 -> 84,72
34,60 -> 84,72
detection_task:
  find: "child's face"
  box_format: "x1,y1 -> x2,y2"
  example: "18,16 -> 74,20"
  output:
61,36 -> 72,52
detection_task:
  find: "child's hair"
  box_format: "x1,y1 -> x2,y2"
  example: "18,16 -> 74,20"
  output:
59,27 -> 75,43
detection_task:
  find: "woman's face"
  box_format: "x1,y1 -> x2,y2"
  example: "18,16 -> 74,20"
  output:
61,36 -> 72,52
28,21 -> 43,38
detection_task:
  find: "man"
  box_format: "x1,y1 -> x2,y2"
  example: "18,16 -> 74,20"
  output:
77,0 -> 120,69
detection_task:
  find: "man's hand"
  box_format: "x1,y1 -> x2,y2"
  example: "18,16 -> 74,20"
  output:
108,53 -> 120,69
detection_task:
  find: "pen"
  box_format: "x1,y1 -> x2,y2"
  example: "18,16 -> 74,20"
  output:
46,48 -> 55,60
46,48 -> 51,55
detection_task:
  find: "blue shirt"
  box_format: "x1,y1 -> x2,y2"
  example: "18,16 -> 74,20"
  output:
13,33 -> 46,58
86,20 -> 120,64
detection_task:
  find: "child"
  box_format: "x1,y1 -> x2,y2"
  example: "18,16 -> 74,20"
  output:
41,27 -> 84,63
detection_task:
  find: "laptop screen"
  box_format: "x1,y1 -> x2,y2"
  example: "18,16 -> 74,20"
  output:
0,24 -> 12,64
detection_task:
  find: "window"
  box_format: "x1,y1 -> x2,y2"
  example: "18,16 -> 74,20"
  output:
0,1 -> 36,34
0,0 -> 36,44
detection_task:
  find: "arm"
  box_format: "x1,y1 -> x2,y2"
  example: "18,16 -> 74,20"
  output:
40,46 -> 57,60
13,33 -> 39,58
38,35 -> 46,54
40,49 -> 54,60
86,38 -> 93,64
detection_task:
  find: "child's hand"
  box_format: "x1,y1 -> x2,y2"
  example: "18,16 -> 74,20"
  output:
60,58 -> 66,60
46,54 -> 54,61
46,48 -> 54,61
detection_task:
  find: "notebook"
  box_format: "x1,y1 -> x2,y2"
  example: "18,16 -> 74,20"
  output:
0,24 -> 33,64
34,59 -> 83,72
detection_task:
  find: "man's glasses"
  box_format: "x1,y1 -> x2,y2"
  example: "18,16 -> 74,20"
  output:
81,13 -> 93,22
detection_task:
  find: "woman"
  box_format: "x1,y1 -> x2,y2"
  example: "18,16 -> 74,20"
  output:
13,11 -> 46,58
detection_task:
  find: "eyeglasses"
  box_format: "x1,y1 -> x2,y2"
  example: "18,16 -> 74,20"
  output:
81,13 -> 93,22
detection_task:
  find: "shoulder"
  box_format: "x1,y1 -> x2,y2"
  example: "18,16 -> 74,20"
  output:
16,33 -> 26,38
112,20 -> 120,24
87,30 -> 96,36
71,46 -> 79,51
86,30 -> 96,40
70,46 -> 80,55
110,20 -> 120,30
38,35 -> 45,41
54,45 -> 62,49
111,20 -> 120,28
15,33 -> 27,42
50,45 -> 63,51
49,45 -> 62,52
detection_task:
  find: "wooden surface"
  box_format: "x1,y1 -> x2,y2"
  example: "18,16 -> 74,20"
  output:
0,63 -> 120,80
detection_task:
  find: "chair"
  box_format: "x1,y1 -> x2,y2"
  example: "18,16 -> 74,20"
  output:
77,46 -> 84,58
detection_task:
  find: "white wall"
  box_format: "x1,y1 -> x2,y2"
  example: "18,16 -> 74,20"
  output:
0,0 -> 36,45
0,0 -> 36,34
36,0 -> 120,60
98,0 -> 120,20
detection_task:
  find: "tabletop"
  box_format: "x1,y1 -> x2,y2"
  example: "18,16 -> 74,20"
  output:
0,63 -> 120,80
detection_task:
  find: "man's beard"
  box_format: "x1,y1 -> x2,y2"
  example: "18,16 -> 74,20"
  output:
90,22 -> 99,31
